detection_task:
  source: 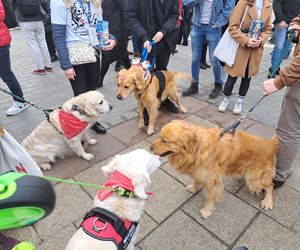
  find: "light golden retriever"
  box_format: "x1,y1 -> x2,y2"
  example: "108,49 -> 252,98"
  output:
151,120 -> 278,219
65,149 -> 161,250
22,91 -> 112,170
116,65 -> 188,135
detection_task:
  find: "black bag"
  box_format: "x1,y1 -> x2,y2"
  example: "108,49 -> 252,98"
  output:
18,0 -> 41,17
2,0 -> 17,28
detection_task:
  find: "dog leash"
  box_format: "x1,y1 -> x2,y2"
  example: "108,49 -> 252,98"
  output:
220,30 -> 296,138
141,40 -> 156,71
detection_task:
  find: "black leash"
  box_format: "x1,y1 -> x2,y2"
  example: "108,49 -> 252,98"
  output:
220,29 -> 296,138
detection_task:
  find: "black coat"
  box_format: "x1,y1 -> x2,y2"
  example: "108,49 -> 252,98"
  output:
40,0 -> 51,32
273,0 -> 300,24
102,0 -> 127,39
127,0 -> 179,53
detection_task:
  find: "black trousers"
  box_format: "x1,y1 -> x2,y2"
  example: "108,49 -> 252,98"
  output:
177,5 -> 192,44
45,31 -> 56,57
223,74 -> 251,97
69,56 -> 100,96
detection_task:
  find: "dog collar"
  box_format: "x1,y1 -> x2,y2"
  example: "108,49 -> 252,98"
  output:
81,207 -> 138,250
131,58 -> 150,80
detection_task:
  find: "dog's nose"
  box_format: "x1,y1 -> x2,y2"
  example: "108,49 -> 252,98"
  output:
117,95 -> 122,100
109,104 -> 113,110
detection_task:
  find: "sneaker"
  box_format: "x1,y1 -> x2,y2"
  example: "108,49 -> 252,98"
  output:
6,101 -> 28,116
218,98 -> 229,112
209,84 -> 223,99
45,66 -> 53,72
233,101 -> 243,115
182,81 -> 199,96
32,69 -> 46,75
51,55 -> 59,62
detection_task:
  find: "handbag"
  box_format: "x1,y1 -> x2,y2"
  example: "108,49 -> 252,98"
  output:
214,6 -> 249,67
68,42 -> 97,65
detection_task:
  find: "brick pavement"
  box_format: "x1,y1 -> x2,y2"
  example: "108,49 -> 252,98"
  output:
1,30 -> 300,250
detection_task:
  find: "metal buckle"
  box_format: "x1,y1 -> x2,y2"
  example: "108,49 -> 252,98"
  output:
92,218 -> 107,232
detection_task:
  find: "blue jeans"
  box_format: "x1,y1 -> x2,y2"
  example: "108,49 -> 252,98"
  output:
271,23 -> 293,71
191,24 -> 222,85
0,45 -> 24,102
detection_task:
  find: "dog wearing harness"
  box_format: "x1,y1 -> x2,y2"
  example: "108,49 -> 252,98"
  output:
65,149 -> 161,250
116,60 -> 189,135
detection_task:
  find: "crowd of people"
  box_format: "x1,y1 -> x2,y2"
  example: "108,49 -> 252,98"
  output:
0,0 -> 300,188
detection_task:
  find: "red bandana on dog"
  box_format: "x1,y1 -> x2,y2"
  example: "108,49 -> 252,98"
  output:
58,110 -> 88,139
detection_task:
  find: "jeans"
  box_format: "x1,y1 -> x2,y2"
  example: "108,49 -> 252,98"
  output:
191,24 -> 222,85
0,45 -> 25,102
271,23 -> 293,71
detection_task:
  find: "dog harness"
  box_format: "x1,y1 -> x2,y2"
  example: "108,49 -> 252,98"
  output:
58,110 -> 88,139
152,71 -> 166,100
81,207 -> 138,250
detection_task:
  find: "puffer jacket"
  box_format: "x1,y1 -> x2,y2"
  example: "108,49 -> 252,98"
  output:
0,0 -> 11,47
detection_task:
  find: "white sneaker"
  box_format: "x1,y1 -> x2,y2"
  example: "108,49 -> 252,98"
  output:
218,98 -> 230,112
233,101 -> 243,115
6,101 -> 28,116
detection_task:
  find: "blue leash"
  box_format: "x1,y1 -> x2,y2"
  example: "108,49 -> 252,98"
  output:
141,40 -> 156,71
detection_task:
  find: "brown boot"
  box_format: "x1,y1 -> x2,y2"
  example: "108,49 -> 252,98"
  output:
182,81 -> 199,96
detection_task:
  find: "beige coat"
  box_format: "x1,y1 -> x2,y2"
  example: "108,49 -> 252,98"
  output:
224,0 -> 272,77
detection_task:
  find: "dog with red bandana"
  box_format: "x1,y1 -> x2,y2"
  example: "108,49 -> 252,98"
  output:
65,149 -> 161,250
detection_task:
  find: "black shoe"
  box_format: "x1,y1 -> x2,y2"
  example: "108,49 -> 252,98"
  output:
174,50 -> 178,53
202,61 -> 211,68
143,109 -> 149,126
182,81 -> 199,97
160,99 -> 179,113
51,55 -> 59,62
91,122 -> 106,134
209,84 -> 223,99
200,62 -> 207,69
273,179 -> 285,189
182,41 -> 188,46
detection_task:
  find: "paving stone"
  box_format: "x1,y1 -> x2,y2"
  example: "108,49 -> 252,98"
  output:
38,225 -> 77,250
34,181 -> 93,239
182,191 -> 258,245
139,210 -> 228,250
234,213 -> 300,250
184,114 -> 217,127
237,184 -> 300,229
2,226 -> 41,246
291,211 -> 300,234
223,176 -> 245,194
244,122 -> 276,138
180,96 -> 209,114
137,213 -> 158,242
285,160 -> 300,192
144,169 -> 191,223
161,162 -> 193,186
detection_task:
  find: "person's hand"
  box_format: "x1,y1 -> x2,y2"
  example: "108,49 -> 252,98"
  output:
247,38 -> 260,48
102,39 -> 116,51
263,78 -> 280,95
152,31 -> 164,43
211,24 -> 218,29
64,68 -> 76,80
278,20 -> 286,29
256,37 -> 262,46
143,40 -> 152,53
290,23 -> 300,37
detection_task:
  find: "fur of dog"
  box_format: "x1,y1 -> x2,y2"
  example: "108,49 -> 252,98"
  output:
116,65 -> 188,135
150,120 -> 278,219
22,91 -> 112,171
65,149 -> 161,250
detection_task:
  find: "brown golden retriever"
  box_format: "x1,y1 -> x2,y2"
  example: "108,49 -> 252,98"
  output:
116,65 -> 188,135
150,120 -> 278,219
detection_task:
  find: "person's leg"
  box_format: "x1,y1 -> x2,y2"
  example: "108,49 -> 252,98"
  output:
19,21 -> 45,71
275,82 -> 300,187
0,46 -> 27,115
206,26 -> 222,99
34,21 -> 52,68
69,64 -> 88,96
45,30 -> 58,60
155,40 -> 171,71
270,23 -> 287,74
182,25 -> 205,96
200,43 -> 210,68
218,75 -> 237,112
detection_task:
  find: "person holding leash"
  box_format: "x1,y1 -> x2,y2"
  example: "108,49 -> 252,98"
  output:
263,15 -> 300,188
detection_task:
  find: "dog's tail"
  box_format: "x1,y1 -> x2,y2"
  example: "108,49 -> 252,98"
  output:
172,72 -> 192,82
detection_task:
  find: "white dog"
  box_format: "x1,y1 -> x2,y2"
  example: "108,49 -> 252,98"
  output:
65,149 -> 161,250
22,91 -> 112,170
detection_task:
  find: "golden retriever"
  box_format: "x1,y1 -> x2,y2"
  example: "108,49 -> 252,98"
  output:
65,149 -> 161,250
116,65 -> 188,135
22,91 -> 112,171
150,120 -> 277,219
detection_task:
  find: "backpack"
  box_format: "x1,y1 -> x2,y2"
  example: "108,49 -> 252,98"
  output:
2,0 -> 17,28
18,0 -> 41,17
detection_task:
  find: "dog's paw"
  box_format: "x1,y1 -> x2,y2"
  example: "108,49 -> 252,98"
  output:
186,184 -> 198,193
40,163 -> 52,171
88,138 -> 98,145
82,153 -> 94,161
261,199 -> 273,210
138,120 -> 145,129
200,208 -> 213,219
180,107 -> 188,114
147,127 -> 154,135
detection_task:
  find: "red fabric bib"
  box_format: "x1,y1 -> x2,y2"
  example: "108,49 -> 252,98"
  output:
58,110 -> 88,139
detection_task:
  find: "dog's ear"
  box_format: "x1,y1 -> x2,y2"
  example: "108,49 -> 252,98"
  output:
134,70 -> 144,90
178,128 -> 198,153
131,172 -> 151,199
